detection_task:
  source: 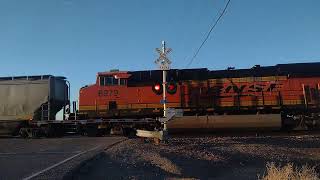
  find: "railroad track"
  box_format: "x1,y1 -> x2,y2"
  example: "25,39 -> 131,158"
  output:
169,130 -> 320,138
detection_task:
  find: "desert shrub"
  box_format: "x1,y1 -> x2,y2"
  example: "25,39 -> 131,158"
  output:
259,162 -> 319,180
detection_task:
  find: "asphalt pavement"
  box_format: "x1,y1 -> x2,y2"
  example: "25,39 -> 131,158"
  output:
0,136 -> 126,180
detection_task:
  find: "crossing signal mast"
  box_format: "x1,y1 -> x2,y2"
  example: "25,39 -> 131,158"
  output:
155,41 -> 172,131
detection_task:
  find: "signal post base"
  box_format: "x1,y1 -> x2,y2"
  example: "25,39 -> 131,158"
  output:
136,129 -> 169,143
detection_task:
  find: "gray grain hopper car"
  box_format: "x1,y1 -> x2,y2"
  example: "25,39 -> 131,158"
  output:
0,75 -> 69,135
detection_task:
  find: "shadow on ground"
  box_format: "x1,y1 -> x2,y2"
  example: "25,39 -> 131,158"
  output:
67,136 -> 320,180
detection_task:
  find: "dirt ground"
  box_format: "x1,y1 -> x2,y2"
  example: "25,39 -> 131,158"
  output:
71,134 -> 320,180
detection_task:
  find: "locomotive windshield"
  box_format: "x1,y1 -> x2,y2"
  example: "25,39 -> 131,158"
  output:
99,76 -> 126,86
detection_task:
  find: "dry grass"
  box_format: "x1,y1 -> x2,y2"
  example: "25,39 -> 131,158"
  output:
259,162 -> 319,180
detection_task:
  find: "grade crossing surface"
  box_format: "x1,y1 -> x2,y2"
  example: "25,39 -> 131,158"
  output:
0,136 -> 126,180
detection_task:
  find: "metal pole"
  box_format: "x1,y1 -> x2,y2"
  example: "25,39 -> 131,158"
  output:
64,80 -> 71,121
318,83 -> 320,107
74,101 -> 77,120
163,72 -> 167,110
162,41 -> 167,131
63,87 -> 66,120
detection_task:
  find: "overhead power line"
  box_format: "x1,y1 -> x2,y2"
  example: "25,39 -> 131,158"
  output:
186,0 -> 231,68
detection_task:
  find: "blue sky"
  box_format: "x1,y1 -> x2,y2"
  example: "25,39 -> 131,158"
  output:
0,0 -> 319,105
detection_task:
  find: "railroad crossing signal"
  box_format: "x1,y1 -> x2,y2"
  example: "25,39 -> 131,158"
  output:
155,41 -> 172,70
154,41 -> 173,131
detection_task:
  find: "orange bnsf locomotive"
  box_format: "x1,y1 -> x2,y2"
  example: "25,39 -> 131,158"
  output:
78,62 -> 320,130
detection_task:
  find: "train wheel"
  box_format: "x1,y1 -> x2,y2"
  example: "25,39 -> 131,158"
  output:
19,128 -> 29,138
110,126 -> 123,135
123,128 -> 136,138
86,124 -> 99,137
76,124 -> 86,136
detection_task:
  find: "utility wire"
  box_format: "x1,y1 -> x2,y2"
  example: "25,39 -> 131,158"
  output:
186,0 -> 231,68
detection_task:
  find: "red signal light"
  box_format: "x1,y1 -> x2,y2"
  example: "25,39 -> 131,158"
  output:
154,84 -> 161,91
168,84 -> 175,91
166,82 -> 177,94
152,83 -> 163,95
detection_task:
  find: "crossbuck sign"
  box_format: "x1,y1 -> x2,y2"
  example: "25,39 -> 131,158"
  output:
155,41 -> 172,70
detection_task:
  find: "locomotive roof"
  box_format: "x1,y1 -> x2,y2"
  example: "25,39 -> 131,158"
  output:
209,62 -> 320,78
0,75 -> 66,81
126,62 -> 320,85
127,68 -> 208,86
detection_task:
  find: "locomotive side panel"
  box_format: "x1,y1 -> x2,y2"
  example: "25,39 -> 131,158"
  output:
179,80 -> 212,109
78,63 -> 320,131
195,76 -> 320,112
79,71 -> 320,117
79,71 -> 182,118
286,77 -> 320,108
125,86 -> 180,109
79,84 -> 130,117
210,76 -> 287,109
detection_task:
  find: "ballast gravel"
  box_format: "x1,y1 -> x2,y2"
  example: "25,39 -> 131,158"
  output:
72,134 -> 320,180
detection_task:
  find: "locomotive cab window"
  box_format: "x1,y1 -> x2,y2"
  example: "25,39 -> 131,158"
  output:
106,77 -> 113,85
99,76 -> 114,86
112,78 -> 119,85
99,76 -> 105,86
120,79 -> 127,85
99,76 -> 126,86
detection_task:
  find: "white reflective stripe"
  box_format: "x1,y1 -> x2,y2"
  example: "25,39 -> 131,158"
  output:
22,145 -> 101,180
0,151 -> 83,155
